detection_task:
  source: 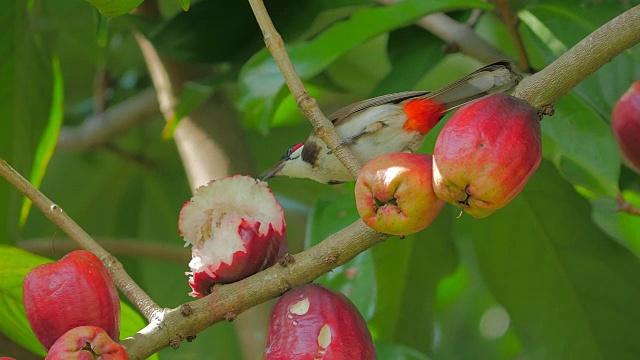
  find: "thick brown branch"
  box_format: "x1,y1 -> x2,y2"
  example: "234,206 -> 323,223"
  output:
0,159 -> 161,320
120,220 -> 386,359
247,0 -> 362,178
513,5 -> 640,108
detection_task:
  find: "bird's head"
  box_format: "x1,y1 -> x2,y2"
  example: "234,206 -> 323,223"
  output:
260,143 -> 308,181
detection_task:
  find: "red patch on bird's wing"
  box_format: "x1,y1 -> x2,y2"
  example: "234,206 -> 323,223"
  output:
402,98 -> 447,135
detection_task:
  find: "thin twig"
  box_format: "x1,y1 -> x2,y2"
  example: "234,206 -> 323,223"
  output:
466,8 -> 484,28
57,88 -> 159,151
0,158 -> 161,321
492,0 -> 531,72
247,0 -> 363,178
378,0 -> 508,63
18,238 -> 191,264
512,5 -> 640,108
617,194 -> 640,216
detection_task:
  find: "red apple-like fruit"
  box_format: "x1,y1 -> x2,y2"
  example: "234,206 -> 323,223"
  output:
612,81 -> 640,171
433,93 -> 541,218
355,152 -> 445,235
265,283 -> 376,359
46,326 -> 129,360
23,250 -> 120,350
179,175 -> 287,298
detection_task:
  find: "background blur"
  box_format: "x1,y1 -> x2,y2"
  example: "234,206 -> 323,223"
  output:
2,0 -> 640,359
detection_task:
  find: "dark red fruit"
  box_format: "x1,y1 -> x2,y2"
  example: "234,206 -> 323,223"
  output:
23,250 -> 120,350
355,152 -> 445,235
45,326 -> 129,360
612,81 -> 640,171
265,283 -> 376,359
433,93 -> 541,218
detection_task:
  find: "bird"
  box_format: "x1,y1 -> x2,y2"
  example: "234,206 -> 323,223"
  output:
260,60 -> 521,184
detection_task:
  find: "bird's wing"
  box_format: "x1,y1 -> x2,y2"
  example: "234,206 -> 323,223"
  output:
329,91 -> 430,126
328,60 -> 520,126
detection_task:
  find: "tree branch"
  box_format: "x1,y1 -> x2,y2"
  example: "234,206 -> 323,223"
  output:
378,0 -> 509,63
617,194 -> 640,217
492,0 -> 531,72
18,237 -> 190,264
57,88 -> 159,151
0,159 -> 161,321
247,0 -> 363,178
120,219 -> 386,359
512,5 -> 640,108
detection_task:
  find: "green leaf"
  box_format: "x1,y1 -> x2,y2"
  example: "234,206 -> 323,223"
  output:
0,0 -> 52,245
177,0 -> 190,11
590,191 -> 640,258
369,210 -> 458,354
0,246 -> 156,358
433,264 -> 523,360
162,72 -> 232,139
238,0 -> 493,133
120,303 -> 160,360
83,0 -> 143,18
457,161 -> 640,359
520,2 -> 640,117
375,341 -> 432,360
149,0 -> 261,63
540,92 -> 620,197
19,56 -> 64,227
371,25 -> 445,95
0,245 -> 50,356
306,192 -> 377,320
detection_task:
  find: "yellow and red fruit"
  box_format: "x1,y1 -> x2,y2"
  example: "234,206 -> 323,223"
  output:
433,93 -> 541,218
355,153 -> 445,235
46,326 -> 129,360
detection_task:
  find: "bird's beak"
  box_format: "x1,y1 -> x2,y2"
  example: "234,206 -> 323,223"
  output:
259,160 -> 286,181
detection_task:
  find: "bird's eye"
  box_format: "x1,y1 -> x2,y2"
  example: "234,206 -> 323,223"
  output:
282,143 -> 303,160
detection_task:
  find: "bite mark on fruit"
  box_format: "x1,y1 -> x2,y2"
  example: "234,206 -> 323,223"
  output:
289,298 -> 310,316
316,324 -> 332,357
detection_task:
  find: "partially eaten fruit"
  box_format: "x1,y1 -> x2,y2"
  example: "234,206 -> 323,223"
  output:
265,283 -> 376,359
433,93 -> 541,218
23,250 -> 120,350
179,175 -> 287,297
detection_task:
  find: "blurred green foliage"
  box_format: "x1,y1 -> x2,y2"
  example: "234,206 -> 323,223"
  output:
1,0 -> 640,359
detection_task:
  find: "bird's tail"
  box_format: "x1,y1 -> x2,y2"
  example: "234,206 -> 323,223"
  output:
426,60 -> 522,111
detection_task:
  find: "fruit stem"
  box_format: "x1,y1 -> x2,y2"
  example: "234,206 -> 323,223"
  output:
617,194 -> 640,217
